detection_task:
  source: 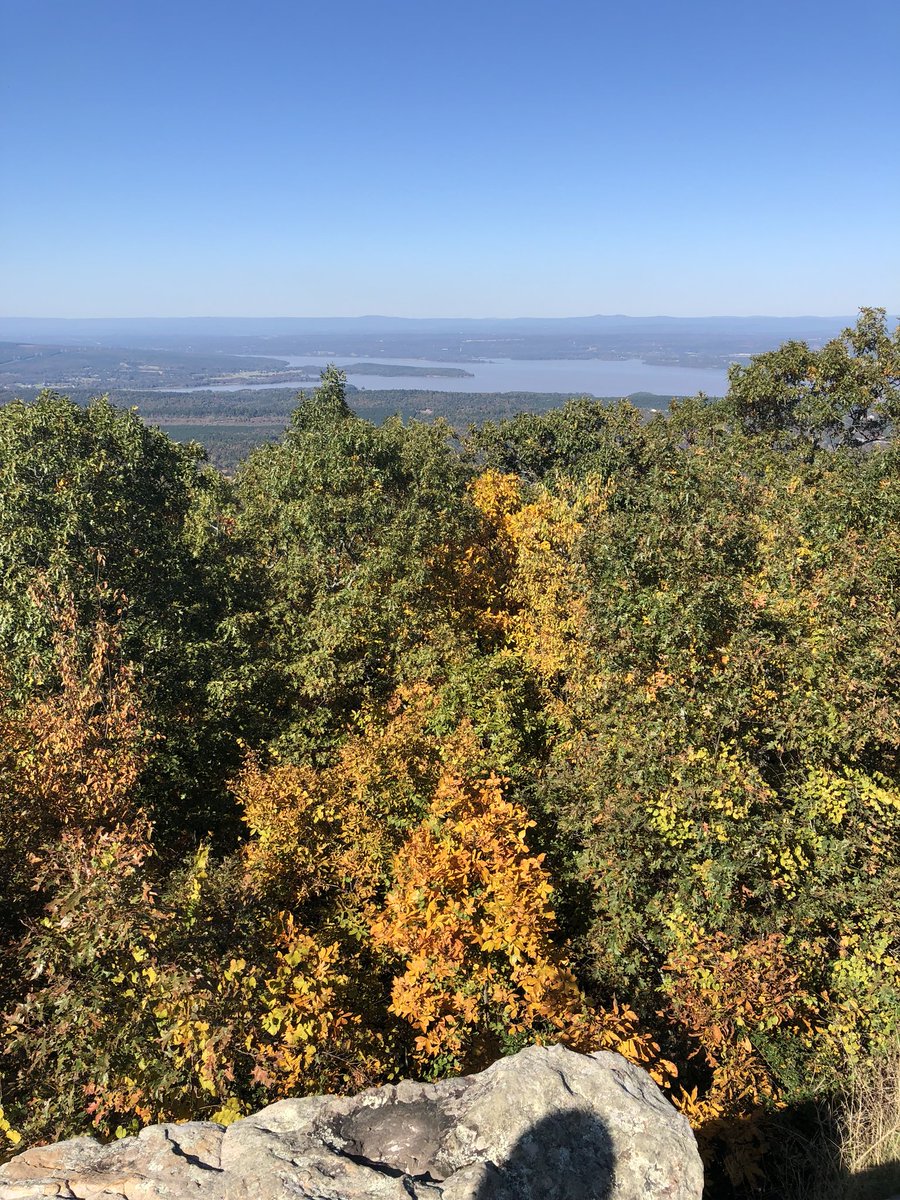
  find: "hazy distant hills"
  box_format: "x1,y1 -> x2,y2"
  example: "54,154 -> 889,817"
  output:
0,313 -> 858,346
3,311 -> 891,474
0,313 -> 868,374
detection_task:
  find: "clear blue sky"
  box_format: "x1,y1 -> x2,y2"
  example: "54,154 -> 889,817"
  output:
3,0 -> 898,318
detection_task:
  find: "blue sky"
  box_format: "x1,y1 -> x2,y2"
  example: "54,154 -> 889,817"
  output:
3,0 -> 898,317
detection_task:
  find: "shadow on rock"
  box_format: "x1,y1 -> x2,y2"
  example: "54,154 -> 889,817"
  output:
473,1108 -> 614,1200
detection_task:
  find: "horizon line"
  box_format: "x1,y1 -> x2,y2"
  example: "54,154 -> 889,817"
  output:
0,311 -> 869,323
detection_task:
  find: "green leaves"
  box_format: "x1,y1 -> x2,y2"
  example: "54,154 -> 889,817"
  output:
726,308 -> 900,451
0,350 -> 897,1180
0,390 -> 251,841
233,369 -> 475,754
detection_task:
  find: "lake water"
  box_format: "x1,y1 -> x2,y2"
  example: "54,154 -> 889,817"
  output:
174,355 -> 729,398
293,356 -> 729,397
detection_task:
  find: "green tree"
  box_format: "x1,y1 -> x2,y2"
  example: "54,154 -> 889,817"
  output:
0,391 -> 244,841
467,396 -> 650,484
542,417 -> 900,1119
233,367 -> 477,756
726,307 -> 900,451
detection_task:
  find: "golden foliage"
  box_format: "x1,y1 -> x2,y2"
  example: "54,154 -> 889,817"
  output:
369,744 -> 663,1076
134,913 -> 370,1122
0,598 -> 147,884
14,821 -> 381,1137
238,684 -> 442,915
464,470 -> 608,722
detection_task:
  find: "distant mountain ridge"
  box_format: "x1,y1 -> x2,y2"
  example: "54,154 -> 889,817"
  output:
0,313 -> 863,346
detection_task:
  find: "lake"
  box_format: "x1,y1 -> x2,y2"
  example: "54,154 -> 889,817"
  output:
294,356 -> 730,397
174,355 -> 730,398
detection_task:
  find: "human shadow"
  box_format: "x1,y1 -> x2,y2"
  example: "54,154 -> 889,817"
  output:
472,1108 -> 614,1200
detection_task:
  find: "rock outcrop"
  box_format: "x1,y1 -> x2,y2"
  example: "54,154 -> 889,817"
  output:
0,1044 -> 704,1199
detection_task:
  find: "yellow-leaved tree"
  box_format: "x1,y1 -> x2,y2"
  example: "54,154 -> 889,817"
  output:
369,727 -> 667,1079
237,683 -> 443,924
0,594 -> 147,864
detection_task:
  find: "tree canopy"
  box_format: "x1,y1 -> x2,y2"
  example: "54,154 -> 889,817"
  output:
0,315 -> 896,1198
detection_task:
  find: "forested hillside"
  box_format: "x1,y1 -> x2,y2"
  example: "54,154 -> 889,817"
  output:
0,311 -> 897,1198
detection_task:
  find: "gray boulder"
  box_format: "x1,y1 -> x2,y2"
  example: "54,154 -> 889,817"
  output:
0,1044 -> 703,1199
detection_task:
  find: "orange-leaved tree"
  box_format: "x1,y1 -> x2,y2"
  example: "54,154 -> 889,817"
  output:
237,683 -> 443,923
369,730 -> 666,1078
0,593 -> 147,861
